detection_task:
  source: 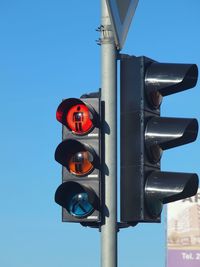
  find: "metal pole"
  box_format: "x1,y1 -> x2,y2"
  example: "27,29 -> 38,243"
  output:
100,1 -> 117,267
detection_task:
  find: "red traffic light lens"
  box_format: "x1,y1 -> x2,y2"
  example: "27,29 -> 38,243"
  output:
68,151 -> 94,176
66,104 -> 93,135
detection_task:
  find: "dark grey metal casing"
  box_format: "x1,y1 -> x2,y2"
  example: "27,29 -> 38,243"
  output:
120,55 -> 199,223
60,98 -> 101,223
120,55 -> 160,223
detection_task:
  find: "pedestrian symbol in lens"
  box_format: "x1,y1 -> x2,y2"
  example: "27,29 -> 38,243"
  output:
68,192 -> 94,218
68,151 -> 94,176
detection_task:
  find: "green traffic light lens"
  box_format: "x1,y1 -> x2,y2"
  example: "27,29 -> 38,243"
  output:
55,181 -> 98,219
67,191 -> 94,218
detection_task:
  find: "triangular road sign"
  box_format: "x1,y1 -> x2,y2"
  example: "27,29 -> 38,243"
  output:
106,0 -> 139,50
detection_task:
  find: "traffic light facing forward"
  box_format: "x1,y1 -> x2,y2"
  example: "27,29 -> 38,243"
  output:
55,95 -> 101,223
120,55 -> 199,223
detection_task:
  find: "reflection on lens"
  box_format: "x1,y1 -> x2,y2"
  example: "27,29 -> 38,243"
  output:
66,104 -> 93,135
68,151 -> 94,176
68,192 -> 94,218
150,144 -> 163,163
150,91 -> 163,109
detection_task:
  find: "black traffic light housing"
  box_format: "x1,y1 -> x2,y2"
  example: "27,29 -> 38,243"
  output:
55,94 -> 101,224
120,55 -> 199,223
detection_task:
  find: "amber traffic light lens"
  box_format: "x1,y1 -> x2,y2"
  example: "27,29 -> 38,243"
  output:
68,151 -> 94,176
66,104 -> 93,135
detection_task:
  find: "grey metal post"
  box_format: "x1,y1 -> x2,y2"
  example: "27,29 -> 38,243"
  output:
100,0 -> 118,267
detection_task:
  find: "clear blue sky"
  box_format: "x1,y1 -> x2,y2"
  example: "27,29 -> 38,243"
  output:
0,1 -> 200,267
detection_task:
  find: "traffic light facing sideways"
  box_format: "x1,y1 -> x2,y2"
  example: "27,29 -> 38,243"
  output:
120,55 -> 199,223
54,95 -> 101,224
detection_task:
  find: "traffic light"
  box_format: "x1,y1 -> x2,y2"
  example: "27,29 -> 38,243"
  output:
120,55 -> 199,223
54,94 -> 101,224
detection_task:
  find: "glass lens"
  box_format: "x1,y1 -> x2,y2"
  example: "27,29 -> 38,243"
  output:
150,144 -> 163,163
150,91 -> 163,108
68,192 -> 94,218
68,151 -> 94,176
66,104 -> 93,135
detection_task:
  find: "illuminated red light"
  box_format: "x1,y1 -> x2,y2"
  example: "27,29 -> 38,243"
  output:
66,104 -> 93,135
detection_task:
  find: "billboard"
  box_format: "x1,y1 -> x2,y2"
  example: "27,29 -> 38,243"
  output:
167,189 -> 200,267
